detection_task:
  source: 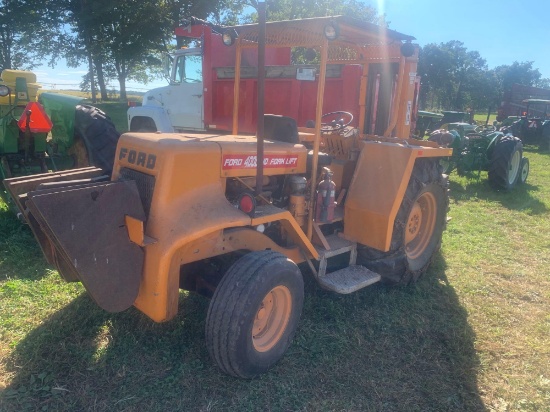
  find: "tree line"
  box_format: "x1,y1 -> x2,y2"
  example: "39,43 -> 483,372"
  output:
1,0 -> 548,108
418,41 -> 550,113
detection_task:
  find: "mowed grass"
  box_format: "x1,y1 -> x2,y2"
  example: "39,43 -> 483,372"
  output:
0,147 -> 549,411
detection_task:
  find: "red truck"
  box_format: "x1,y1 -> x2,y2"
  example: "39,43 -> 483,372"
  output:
497,83 -> 550,121
128,17 -> 421,137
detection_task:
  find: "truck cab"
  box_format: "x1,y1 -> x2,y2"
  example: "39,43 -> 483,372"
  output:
128,48 -> 204,132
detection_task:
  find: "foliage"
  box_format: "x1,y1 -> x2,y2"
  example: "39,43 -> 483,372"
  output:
265,0 -> 381,22
61,0 -> 232,100
0,0 -> 65,71
418,41 -> 491,111
493,61 -> 545,92
419,42 -> 550,112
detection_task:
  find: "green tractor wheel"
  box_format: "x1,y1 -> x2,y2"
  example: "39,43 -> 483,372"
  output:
540,125 -> 550,152
518,157 -> 529,185
488,135 -> 522,190
74,105 -> 120,175
439,157 -> 455,175
67,136 -> 90,168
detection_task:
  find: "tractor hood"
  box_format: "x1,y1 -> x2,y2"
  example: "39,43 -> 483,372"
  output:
39,92 -> 84,147
113,132 -> 307,179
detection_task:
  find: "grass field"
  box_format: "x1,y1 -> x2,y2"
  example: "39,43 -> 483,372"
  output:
0,127 -> 549,409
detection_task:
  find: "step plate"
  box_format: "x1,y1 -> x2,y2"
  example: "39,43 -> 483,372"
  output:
318,265 -> 381,294
315,233 -> 355,258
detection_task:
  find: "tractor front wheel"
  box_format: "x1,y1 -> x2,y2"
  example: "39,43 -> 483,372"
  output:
488,136 -> 522,190
518,157 -> 529,185
357,159 -> 448,285
205,251 -> 304,378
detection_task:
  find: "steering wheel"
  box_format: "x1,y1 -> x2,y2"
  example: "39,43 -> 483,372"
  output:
320,111 -> 353,132
474,125 -> 496,133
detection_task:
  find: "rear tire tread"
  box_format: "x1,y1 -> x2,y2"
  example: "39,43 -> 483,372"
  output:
74,105 -> 121,175
488,135 -> 522,190
357,158 -> 448,285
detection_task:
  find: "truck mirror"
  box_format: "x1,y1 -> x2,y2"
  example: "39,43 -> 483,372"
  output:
162,54 -> 172,81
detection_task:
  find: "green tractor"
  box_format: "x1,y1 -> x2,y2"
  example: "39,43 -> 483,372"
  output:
504,99 -> 550,152
429,125 -> 529,190
414,110 -> 443,138
0,70 -> 120,207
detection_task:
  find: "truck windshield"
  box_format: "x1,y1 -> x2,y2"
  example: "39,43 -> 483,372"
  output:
527,102 -> 550,119
173,54 -> 202,84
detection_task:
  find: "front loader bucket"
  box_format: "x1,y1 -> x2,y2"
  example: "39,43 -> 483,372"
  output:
3,166 -> 106,217
24,179 -> 146,312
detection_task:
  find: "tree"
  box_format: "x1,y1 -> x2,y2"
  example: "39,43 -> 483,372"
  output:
264,0 -> 380,22
418,41 -> 488,111
493,61 -> 543,92
417,43 -> 454,109
63,0 -> 234,101
0,0 -> 65,71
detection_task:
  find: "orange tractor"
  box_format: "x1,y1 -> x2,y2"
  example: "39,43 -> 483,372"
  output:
4,16 -> 452,378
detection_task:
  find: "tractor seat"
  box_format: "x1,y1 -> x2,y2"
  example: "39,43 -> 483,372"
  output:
264,114 -> 299,144
306,150 -> 332,174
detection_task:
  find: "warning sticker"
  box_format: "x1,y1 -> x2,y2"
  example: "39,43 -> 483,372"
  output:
405,101 -> 412,126
222,154 -> 299,170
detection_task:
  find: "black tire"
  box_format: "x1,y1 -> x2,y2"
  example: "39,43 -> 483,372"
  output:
357,159 -> 448,285
518,157 -> 529,185
488,135 -> 522,190
74,105 -> 120,175
67,136 -> 90,168
205,250 -> 304,378
539,124 -> 550,152
439,157 -> 455,175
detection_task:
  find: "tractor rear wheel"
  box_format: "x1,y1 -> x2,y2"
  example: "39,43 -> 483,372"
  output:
540,125 -> 550,152
205,250 -> 304,378
356,159 -> 448,285
74,105 -> 120,175
439,157 -> 455,174
488,136 -> 522,190
67,136 -> 90,168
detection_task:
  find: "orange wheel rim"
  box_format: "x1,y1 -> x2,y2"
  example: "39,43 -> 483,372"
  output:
252,285 -> 292,352
405,191 -> 437,260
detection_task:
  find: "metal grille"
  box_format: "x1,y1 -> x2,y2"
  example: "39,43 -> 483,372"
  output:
118,168 -> 155,216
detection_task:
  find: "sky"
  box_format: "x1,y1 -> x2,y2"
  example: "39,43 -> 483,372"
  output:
34,0 -> 550,92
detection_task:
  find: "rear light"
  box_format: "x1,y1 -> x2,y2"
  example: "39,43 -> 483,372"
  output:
237,192 -> 256,216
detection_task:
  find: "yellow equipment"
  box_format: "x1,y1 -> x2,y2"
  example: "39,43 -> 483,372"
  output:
4,16 -> 452,378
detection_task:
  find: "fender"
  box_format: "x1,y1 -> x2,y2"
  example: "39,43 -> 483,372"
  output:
128,106 -> 174,132
133,187 -> 319,322
344,139 -> 452,251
